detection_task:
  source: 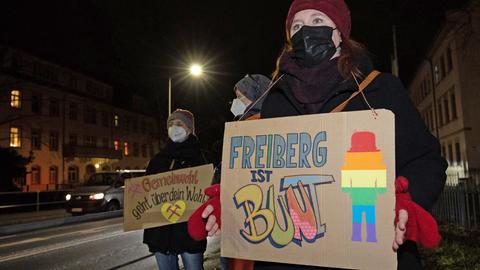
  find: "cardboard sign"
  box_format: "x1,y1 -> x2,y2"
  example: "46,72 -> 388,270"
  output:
123,164 -> 214,231
221,109 -> 397,269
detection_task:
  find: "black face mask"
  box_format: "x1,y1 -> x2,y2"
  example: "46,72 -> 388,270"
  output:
291,25 -> 337,68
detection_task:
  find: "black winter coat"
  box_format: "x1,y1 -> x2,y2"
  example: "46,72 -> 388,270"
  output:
255,67 -> 447,270
143,135 -> 207,254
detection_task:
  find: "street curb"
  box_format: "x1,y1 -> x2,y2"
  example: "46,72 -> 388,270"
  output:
0,210 -> 123,236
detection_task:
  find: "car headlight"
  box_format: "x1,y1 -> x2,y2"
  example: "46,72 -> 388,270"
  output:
89,193 -> 105,200
66,194 -> 71,201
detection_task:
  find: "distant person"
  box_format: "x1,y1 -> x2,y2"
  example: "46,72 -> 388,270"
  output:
143,109 -> 207,270
230,74 -> 272,120
203,0 -> 447,269
189,74 -> 271,270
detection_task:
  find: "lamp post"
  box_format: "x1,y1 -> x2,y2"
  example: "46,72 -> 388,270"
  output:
168,64 -> 203,115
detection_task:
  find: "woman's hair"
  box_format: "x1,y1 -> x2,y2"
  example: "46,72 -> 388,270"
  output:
271,33 -> 367,81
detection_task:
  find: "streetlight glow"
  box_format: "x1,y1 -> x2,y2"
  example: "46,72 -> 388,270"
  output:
189,64 -> 203,77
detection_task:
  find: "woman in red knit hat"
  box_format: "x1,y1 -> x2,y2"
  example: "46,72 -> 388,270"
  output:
201,0 -> 447,269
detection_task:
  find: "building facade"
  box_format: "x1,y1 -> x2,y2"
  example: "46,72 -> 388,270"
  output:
408,2 -> 480,185
0,47 -> 160,191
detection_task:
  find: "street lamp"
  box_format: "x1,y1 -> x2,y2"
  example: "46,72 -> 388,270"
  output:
168,64 -> 203,115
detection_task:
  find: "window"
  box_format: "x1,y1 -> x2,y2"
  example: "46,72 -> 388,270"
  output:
434,65 -> 440,84
49,131 -> 59,151
84,106 -> 97,124
84,135 -> 97,147
101,111 -> 109,127
450,91 -> 457,119
133,142 -> 139,157
31,129 -> 41,150
437,102 -> 443,127
85,164 -> 96,176
114,140 -> 119,150
440,55 -> 446,80
446,47 -> 453,72
49,98 -> 60,117
141,144 -> 147,157
448,144 -> 453,164
124,142 -> 129,156
31,94 -> 41,114
426,77 -> 432,94
49,166 -> 58,184
69,103 -> 78,120
114,115 -> 119,127
455,142 -> 461,164
443,98 -> 450,124
10,127 -> 21,148
31,166 -> 41,184
68,166 -> 79,183
102,137 -> 109,148
69,134 -> 78,146
124,116 -> 130,131
10,90 -> 21,108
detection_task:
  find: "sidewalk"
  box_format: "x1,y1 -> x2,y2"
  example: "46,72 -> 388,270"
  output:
0,209 -> 71,227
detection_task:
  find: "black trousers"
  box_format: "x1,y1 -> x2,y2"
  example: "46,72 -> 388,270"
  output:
253,241 -> 422,270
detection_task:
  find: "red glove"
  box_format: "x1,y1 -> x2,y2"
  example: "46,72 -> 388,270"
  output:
188,184 -> 221,241
395,176 -> 441,248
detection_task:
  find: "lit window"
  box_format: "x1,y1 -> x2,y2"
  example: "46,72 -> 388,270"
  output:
124,142 -> 129,156
114,140 -> 119,150
114,115 -> 119,127
10,90 -> 21,108
10,127 -> 21,147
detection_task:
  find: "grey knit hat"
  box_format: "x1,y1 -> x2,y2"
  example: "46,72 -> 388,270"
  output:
234,74 -> 271,102
167,109 -> 195,134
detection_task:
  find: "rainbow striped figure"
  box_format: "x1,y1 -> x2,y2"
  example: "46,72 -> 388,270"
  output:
341,131 -> 387,243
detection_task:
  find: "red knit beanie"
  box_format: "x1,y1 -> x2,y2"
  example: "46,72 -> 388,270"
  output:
286,0 -> 351,38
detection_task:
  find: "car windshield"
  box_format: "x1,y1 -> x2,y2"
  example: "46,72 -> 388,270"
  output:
86,173 -> 119,186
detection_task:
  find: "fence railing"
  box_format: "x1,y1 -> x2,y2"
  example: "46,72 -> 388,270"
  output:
0,190 -> 71,214
432,169 -> 480,231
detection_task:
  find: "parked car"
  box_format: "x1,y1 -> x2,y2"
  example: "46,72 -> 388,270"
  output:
65,170 -> 145,215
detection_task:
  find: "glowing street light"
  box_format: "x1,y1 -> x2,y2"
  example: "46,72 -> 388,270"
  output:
189,64 -> 203,77
168,63 -> 204,115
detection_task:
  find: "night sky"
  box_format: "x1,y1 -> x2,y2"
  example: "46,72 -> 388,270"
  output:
1,0 -> 468,157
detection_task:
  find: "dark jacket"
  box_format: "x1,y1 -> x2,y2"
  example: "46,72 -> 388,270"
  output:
255,65 -> 447,270
143,135 -> 207,254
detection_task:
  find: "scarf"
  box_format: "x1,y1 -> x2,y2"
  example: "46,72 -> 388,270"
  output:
279,52 -> 343,113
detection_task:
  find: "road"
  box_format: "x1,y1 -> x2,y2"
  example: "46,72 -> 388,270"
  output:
0,217 -> 221,270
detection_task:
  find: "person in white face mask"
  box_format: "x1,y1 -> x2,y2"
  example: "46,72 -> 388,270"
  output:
230,74 -> 271,120
143,108 -> 208,270
167,110 -> 194,143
